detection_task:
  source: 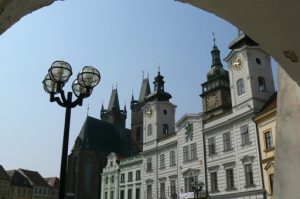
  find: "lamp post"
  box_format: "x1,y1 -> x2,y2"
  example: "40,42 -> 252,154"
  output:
192,182 -> 204,199
42,61 -> 100,199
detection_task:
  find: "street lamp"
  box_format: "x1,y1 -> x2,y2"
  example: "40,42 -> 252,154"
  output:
192,182 -> 204,199
42,61 -> 100,199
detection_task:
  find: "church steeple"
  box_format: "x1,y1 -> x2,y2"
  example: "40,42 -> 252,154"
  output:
201,36 -> 232,121
139,77 -> 151,102
101,88 -> 127,127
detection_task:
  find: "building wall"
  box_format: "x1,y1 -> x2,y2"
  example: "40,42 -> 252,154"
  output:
255,107 -> 276,199
9,186 -> 32,199
31,185 -> 52,199
0,179 -> 10,199
119,155 -> 142,199
176,114 -> 206,198
101,153 -> 120,199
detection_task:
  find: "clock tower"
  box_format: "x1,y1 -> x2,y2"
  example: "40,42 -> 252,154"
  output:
200,40 -> 232,121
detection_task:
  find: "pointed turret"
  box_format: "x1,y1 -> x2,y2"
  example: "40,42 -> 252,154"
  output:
139,78 -> 151,102
101,88 -> 127,128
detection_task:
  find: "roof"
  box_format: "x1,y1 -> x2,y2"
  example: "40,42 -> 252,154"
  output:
18,169 -> 50,188
44,177 -> 59,189
139,78 -> 151,102
228,33 -> 259,50
7,170 -> 32,188
75,116 -> 137,156
260,92 -> 277,112
253,92 -> 277,122
0,165 -> 10,181
108,89 -> 120,111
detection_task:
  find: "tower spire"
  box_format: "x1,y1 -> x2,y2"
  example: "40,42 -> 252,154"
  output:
211,33 -> 223,68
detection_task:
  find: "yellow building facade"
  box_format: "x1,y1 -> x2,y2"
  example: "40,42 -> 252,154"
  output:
254,93 -> 277,199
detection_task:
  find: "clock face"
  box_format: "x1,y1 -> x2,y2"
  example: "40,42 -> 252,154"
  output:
232,57 -> 243,71
206,93 -> 219,110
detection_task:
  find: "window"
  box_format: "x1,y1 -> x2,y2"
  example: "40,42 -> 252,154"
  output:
128,172 -> 133,182
170,180 -> 176,198
256,58 -> 261,65
120,190 -> 125,199
208,137 -> 216,155
264,131 -> 273,150
146,158 -> 152,171
110,191 -> 114,199
147,124 -> 152,136
226,169 -> 235,189
128,189 -> 132,199
160,182 -> 165,198
136,188 -> 140,199
210,172 -> 218,192
105,192 -> 108,199
136,127 -> 141,142
269,174 -> 274,194
120,174 -> 125,183
160,154 -> 165,169
190,143 -> 197,160
241,125 -> 250,145
110,161 -> 113,167
183,145 -> 189,162
136,170 -> 141,180
147,184 -> 152,199
258,77 -> 267,92
184,176 -> 197,192
237,79 -> 245,95
170,151 -> 176,166
245,164 -> 254,186
105,176 -> 108,184
223,132 -> 232,151
111,175 -> 114,183
163,124 -> 169,135
163,109 -> 167,115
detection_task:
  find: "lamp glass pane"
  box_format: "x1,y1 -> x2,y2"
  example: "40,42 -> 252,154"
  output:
43,74 -> 61,94
49,61 -> 72,83
72,80 -> 91,98
77,66 -> 100,88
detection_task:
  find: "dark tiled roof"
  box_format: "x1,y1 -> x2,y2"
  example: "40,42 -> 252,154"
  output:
7,170 -> 32,188
45,177 -> 59,189
75,116 -> 137,156
108,89 -> 120,111
139,78 -> 151,102
0,165 -> 10,181
229,33 -> 259,50
18,169 -> 50,188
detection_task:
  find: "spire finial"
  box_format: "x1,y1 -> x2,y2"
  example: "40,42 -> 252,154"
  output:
87,103 -> 89,116
212,32 -> 216,46
116,81 -> 118,89
142,71 -> 144,79
147,71 -> 149,79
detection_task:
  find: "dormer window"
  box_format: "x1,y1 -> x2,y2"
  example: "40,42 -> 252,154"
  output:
237,79 -> 245,95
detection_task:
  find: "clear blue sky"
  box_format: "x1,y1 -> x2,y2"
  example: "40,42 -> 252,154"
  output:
0,0 -> 277,177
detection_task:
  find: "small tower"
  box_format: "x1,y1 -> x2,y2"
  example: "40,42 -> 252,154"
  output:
131,76 -> 151,151
224,33 -> 275,112
201,38 -> 232,122
101,88 -> 127,128
143,69 -> 177,151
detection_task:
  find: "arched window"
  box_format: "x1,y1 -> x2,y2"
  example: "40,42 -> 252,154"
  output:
237,79 -> 245,95
136,127 -> 141,142
163,124 -> 169,135
147,124 -> 152,136
258,77 -> 267,92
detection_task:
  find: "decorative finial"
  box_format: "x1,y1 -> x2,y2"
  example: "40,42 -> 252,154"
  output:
87,103 -> 90,116
212,32 -> 216,46
142,71 -> 144,79
112,85 -> 114,90
147,71 -> 149,79
116,81 -> 118,89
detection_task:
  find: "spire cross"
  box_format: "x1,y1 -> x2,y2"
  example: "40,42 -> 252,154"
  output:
142,71 -> 144,79
212,32 -> 216,45
87,103 -> 89,116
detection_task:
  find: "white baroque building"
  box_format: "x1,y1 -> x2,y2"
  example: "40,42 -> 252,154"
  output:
100,33 -> 275,199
